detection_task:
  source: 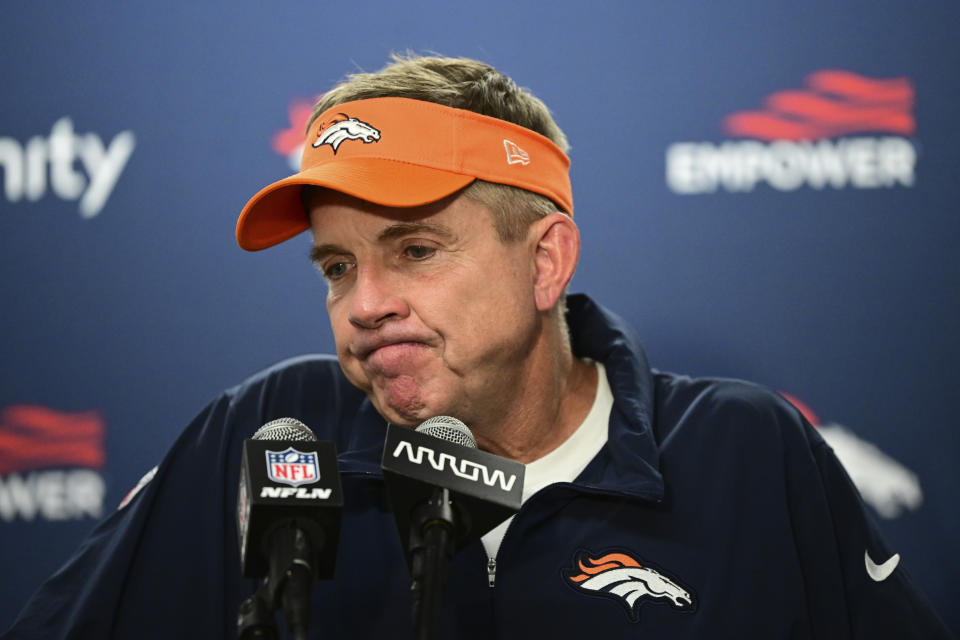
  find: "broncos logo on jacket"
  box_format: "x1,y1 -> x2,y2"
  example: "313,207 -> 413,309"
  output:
566,551 -> 695,620
312,114 -> 381,154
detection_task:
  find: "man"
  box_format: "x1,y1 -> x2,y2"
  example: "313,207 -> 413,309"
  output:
6,55 -> 951,638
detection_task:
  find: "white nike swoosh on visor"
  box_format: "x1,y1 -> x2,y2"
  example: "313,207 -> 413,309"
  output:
865,550 -> 900,582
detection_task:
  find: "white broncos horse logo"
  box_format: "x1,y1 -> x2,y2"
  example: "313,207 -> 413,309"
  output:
567,551 -> 694,620
312,114 -> 381,154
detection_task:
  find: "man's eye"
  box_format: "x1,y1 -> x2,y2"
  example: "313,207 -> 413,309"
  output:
404,245 -> 435,260
324,262 -> 351,279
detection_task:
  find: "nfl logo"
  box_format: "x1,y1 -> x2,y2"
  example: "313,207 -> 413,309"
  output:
265,447 -> 321,487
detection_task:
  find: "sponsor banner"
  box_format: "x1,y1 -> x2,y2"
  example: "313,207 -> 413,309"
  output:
0,118 -> 135,217
272,96 -> 320,169
780,392 -> 922,519
666,70 -> 918,195
0,405 -> 107,522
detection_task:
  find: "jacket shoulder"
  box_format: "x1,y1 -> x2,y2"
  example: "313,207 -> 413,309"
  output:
651,371 -> 819,454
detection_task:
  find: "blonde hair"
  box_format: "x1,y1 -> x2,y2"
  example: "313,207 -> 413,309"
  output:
309,54 -> 570,242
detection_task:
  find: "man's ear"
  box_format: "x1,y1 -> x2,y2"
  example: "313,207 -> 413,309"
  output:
529,213 -> 580,312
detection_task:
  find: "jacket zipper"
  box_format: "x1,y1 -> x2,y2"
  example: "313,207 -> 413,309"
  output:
483,484 -> 655,590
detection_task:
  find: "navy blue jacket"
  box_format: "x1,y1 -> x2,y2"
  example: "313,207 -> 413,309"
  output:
6,295 -> 950,638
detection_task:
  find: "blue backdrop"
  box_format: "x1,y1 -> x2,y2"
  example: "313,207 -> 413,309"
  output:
2,1 -> 957,633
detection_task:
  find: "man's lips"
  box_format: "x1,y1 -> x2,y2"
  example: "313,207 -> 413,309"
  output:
350,335 -> 436,360
359,341 -> 435,376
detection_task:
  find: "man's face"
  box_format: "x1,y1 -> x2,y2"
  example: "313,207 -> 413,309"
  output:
308,190 -> 539,427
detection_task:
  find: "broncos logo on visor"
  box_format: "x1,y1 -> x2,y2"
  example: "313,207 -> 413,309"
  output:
565,551 -> 695,621
312,114 -> 381,154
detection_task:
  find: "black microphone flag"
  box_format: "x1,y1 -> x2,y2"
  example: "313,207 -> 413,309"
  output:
237,418 -> 343,579
381,418 -> 524,567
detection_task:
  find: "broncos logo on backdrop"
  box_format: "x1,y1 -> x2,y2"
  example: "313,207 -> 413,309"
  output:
312,114 -> 380,154
565,550 -> 695,621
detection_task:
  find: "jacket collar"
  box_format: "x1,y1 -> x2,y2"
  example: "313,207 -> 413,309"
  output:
338,294 -> 664,502
565,294 -> 663,501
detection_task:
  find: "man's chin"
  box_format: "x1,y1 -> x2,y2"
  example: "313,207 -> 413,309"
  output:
375,403 -> 430,428
369,377 -> 434,426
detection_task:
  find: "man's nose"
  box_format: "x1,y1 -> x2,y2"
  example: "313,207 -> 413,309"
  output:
347,267 -> 409,329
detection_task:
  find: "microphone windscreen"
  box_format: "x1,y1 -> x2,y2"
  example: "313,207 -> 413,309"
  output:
415,416 -> 477,449
252,417 -> 317,442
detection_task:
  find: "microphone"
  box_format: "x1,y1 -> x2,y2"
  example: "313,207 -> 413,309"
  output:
236,417 -> 343,640
381,417 -> 524,639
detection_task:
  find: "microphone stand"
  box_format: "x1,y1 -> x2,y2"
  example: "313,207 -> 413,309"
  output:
409,488 -> 456,640
237,578 -> 277,640
238,524 -> 318,640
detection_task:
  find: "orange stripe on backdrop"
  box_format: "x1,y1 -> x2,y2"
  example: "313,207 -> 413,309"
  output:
765,91 -> 914,132
271,98 -> 316,156
778,392 -> 821,427
723,112 -> 816,140
806,70 -> 914,105
0,435 -> 106,474
2,405 -> 104,439
723,109 -> 914,140
0,405 -> 105,474
722,70 -> 915,140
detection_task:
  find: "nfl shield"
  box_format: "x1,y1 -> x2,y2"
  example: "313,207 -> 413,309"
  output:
265,447 -> 321,487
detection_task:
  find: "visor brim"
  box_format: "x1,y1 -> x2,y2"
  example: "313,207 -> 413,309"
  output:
236,158 -> 476,251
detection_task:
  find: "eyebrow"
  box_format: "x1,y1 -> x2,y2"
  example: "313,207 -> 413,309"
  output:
309,222 -> 457,264
375,222 -> 456,242
309,244 -> 344,264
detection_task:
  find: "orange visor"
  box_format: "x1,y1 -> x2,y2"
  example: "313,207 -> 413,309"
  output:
236,97 -> 573,251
